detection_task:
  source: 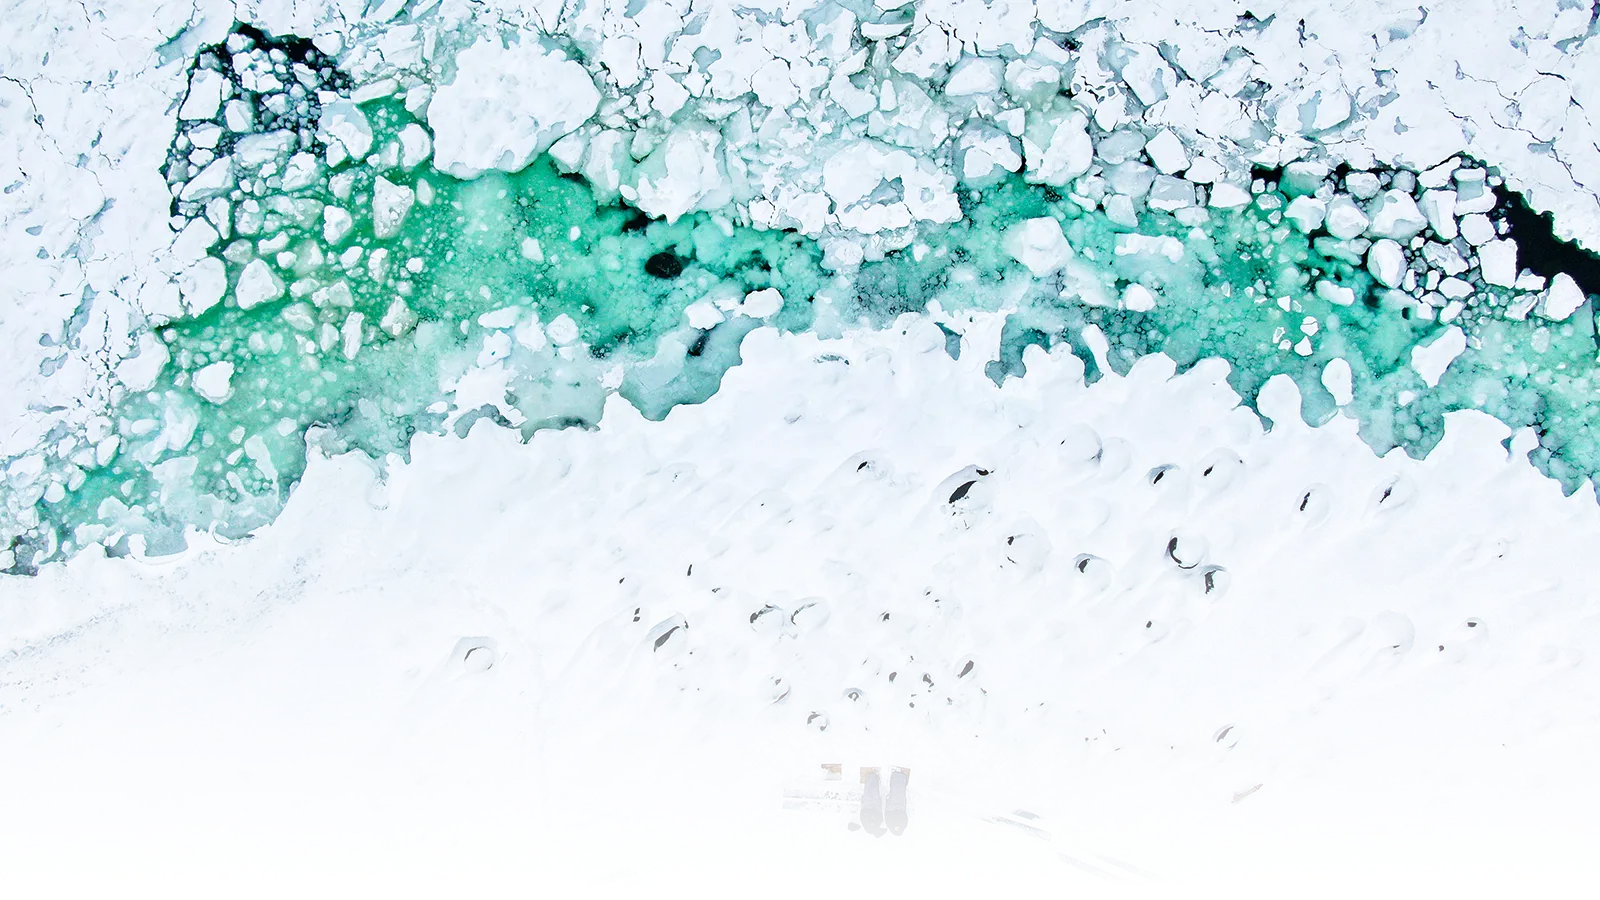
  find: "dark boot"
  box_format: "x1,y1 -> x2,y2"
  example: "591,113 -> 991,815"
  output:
886,767 -> 910,835
860,767 -> 884,835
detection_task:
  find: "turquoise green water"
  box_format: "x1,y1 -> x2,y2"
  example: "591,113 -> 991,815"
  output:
2,40 -> 1597,573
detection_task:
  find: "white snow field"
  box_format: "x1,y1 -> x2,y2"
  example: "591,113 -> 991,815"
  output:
3,0 -> 1600,896
4,321 -> 1600,895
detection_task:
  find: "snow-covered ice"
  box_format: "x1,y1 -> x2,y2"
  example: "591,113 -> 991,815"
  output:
427,37 -> 601,178
5,322 -> 1600,895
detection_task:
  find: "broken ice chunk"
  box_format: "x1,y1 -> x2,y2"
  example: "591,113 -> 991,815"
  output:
1144,129 -> 1189,175
322,206 -> 353,244
1419,158 -> 1458,189
1282,161 -> 1329,196
1538,273 -> 1587,321
546,314 -> 579,344
281,303 -> 315,332
1093,93 -> 1128,130
235,258 -> 285,309
1477,239 -> 1518,288
1324,197 -> 1370,240
177,258 -> 227,315
1117,45 -> 1173,106
741,288 -> 784,318
1208,182 -> 1251,209
1453,176 -> 1495,214
1420,190 -> 1457,240
1284,196 -> 1327,233
1505,292 -> 1540,321
320,101 -> 373,160
1422,241 -> 1469,275
224,99 -> 253,132
476,307 -> 519,330
1438,277 -> 1474,300
189,124 -> 221,149
1345,172 -> 1381,199
1004,59 -> 1061,105
1005,217 -> 1074,276
633,127 -> 735,222
171,218 -> 219,264
371,177 -> 415,239
339,312 -> 364,359
380,298 -> 418,337
1096,129 -> 1148,166
233,131 -> 294,168
1027,111 -> 1094,186
1459,213 -> 1495,246
280,152 -> 320,192
427,37 -> 601,178
310,280 -> 354,309
862,19 -> 913,40
1185,157 -> 1225,183
1366,240 -> 1406,288
685,301 -> 723,329
180,69 -> 226,121
752,59 -> 800,109
1322,357 -> 1353,404
1115,233 -> 1185,263
1104,194 -> 1138,227
1105,161 -> 1156,198
1122,282 -> 1157,312
192,361 -> 235,403
945,57 -> 1003,96
1366,190 -> 1428,240
1315,280 -> 1356,306
1147,176 -> 1195,211
180,158 -> 234,202
1410,325 -> 1466,387
957,127 -> 1022,185
398,123 -> 433,168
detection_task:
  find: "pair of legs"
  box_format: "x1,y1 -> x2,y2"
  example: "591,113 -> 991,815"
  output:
858,766 -> 909,836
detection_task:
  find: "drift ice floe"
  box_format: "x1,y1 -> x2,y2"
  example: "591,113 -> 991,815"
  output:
2,18 -> 1596,573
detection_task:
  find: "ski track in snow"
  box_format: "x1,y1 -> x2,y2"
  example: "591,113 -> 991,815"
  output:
2,0 -> 1600,893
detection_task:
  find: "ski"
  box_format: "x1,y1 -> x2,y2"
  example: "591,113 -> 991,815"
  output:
784,784 -> 864,797
579,864 -> 640,883
777,784 -> 857,813
780,794 -> 857,810
784,784 -> 921,813
1062,845 -> 1139,883
1088,851 -> 1164,877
